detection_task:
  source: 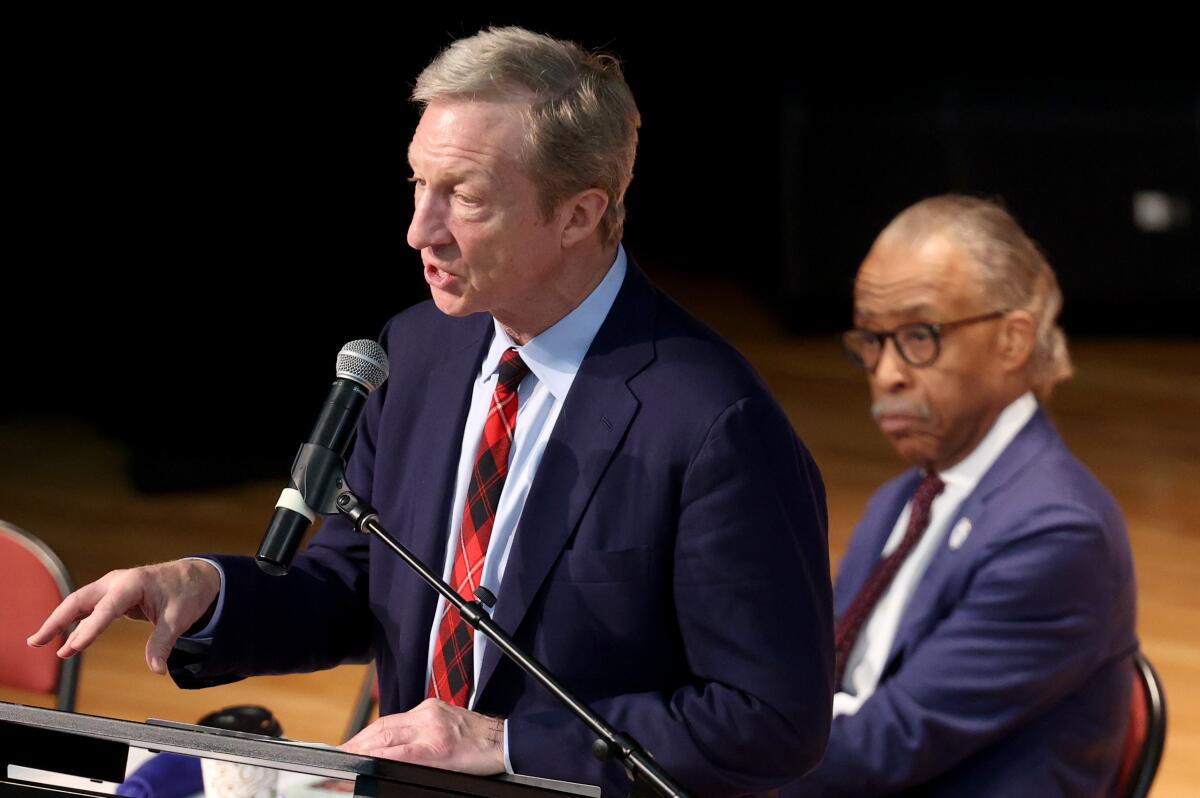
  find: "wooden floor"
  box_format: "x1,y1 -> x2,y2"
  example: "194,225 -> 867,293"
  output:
2,272 -> 1197,795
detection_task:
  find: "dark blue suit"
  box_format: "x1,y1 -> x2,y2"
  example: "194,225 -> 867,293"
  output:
171,263 -> 835,796
785,409 -> 1137,797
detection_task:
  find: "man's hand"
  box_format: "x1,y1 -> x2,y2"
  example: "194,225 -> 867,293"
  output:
26,559 -> 221,675
341,698 -> 506,775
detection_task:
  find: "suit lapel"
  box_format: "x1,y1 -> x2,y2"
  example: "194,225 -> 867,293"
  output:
475,264 -> 657,701
385,313 -> 492,709
883,409 -> 1059,670
834,472 -> 920,615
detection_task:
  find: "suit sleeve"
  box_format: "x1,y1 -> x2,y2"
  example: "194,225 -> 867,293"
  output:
507,394 -> 835,797
168,326 -> 391,687
788,503 -> 1130,796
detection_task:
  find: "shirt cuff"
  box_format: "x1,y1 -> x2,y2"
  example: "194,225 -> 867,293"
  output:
832,689 -> 864,719
503,718 -> 515,774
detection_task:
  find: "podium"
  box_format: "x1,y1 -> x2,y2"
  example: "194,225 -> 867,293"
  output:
1,702 -> 599,798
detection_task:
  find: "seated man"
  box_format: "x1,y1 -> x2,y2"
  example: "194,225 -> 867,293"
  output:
786,194 -> 1137,797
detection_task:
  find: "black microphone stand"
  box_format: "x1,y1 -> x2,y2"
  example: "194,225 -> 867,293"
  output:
297,462 -> 690,798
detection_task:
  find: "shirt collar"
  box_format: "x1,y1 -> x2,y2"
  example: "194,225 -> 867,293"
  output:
479,244 -> 628,399
937,391 -> 1038,490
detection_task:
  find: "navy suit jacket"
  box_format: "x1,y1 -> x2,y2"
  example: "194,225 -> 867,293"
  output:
170,262 -> 835,796
785,409 -> 1137,797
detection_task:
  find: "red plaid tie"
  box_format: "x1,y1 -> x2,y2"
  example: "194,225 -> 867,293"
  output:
428,347 -> 530,707
833,471 -> 945,689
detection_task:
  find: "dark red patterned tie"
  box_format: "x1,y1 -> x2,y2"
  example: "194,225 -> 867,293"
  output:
428,348 -> 530,707
833,471 -> 945,689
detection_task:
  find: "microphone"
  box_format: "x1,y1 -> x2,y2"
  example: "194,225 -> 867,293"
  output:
256,340 -> 390,576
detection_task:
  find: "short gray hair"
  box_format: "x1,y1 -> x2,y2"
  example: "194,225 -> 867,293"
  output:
412,26 -> 640,247
879,194 -> 1074,398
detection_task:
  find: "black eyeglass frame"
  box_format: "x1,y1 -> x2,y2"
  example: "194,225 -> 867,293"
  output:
843,309 -> 1009,371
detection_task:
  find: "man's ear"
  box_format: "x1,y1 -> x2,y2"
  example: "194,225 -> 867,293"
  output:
559,188 -> 610,249
998,309 -> 1037,372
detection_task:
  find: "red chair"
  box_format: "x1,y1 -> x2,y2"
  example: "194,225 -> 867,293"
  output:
0,520 -> 80,710
1112,651 -> 1167,798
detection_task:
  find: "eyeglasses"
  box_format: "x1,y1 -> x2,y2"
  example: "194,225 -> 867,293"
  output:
843,310 -> 1008,372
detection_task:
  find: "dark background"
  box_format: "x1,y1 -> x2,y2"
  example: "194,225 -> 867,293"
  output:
4,17 -> 1197,490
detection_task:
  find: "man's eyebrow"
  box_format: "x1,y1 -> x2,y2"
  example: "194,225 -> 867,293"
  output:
405,154 -> 494,186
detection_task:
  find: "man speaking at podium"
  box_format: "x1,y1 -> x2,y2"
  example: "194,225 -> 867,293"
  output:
29,27 -> 834,796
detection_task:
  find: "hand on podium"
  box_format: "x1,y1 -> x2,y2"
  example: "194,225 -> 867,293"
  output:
341,697 -> 506,776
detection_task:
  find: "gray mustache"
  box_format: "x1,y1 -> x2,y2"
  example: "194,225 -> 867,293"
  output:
871,397 -> 931,420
